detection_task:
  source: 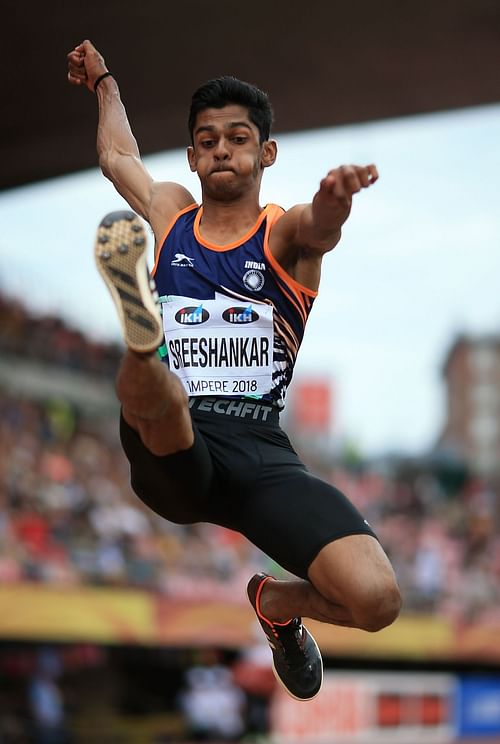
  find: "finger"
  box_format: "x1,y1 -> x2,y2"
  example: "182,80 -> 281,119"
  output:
367,164 -> 379,183
67,60 -> 87,77
67,71 -> 82,85
68,61 -> 88,81
356,166 -> 374,188
320,173 -> 336,193
67,44 -> 84,59
67,52 -> 85,70
71,73 -> 88,85
321,170 -> 347,199
82,39 -> 97,55
337,166 -> 361,196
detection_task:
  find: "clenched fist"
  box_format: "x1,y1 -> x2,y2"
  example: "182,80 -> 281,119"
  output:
67,39 -> 108,93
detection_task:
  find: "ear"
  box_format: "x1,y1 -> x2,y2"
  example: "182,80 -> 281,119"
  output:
187,146 -> 197,173
261,139 -> 277,169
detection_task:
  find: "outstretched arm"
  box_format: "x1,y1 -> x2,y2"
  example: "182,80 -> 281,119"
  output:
67,40 -> 194,236
269,164 -> 378,291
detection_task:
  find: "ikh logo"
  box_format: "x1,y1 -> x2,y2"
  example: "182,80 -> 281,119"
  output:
175,305 -> 209,324
222,306 -> 259,324
171,253 -> 194,267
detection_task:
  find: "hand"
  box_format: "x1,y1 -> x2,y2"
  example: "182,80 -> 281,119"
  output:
320,163 -> 378,201
67,39 -> 108,93
314,164 -> 379,226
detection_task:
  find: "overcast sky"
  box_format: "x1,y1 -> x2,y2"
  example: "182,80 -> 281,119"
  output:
0,103 -> 499,456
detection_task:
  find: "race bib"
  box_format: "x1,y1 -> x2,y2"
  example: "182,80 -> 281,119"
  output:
161,295 -> 274,397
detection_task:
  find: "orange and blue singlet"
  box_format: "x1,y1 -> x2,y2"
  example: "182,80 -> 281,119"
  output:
152,203 -> 317,408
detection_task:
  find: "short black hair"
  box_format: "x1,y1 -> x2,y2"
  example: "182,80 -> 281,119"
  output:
188,76 -> 274,144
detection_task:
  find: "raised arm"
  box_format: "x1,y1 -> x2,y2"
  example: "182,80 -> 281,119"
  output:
67,40 -> 194,238
269,164 -> 378,291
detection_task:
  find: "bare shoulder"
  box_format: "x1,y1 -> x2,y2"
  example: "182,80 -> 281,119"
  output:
268,203 -> 308,265
148,181 -> 197,241
268,204 -> 324,291
268,203 -> 304,248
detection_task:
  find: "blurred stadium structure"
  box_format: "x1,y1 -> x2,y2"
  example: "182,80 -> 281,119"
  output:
1,291 -> 500,741
439,337 -> 500,479
2,0 -> 500,191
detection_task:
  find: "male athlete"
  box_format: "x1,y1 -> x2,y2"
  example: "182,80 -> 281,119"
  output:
67,40 -> 401,702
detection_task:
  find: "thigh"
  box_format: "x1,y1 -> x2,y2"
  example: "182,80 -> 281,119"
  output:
235,430 -> 377,579
119,412 -> 215,524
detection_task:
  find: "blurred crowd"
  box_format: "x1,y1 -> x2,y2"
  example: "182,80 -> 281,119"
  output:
325,462 -> 500,624
1,292 -> 500,625
0,294 -> 122,378
0,389 -> 268,601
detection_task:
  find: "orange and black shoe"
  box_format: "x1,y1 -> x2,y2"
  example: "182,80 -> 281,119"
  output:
247,573 -> 323,701
95,210 -> 164,353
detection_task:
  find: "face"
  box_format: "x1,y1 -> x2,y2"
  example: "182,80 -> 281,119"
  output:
187,105 -> 276,200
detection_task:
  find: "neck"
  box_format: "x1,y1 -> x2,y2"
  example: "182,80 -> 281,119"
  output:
201,191 -> 262,223
198,193 -> 264,245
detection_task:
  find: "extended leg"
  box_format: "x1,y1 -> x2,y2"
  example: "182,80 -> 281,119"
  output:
95,210 -> 193,456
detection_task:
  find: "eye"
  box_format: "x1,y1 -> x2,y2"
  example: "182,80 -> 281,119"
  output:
232,136 -> 247,144
200,139 -> 215,148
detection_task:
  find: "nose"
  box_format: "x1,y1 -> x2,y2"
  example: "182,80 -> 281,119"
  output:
214,137 -> 230,160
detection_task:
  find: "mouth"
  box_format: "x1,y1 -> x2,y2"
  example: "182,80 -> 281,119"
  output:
210,166 -> 234,175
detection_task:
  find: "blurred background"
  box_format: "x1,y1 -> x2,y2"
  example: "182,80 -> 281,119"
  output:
1,1 -> 500,741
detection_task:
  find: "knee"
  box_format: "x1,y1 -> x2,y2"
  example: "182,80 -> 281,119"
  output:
141,418 -> 194,456
353,577 -> 402,632
125,387 -> 193,457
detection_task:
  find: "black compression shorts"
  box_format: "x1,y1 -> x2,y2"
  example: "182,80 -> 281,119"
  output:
120,396 -> 377,580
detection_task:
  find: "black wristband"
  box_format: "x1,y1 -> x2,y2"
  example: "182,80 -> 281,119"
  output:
94,71 -> 113,92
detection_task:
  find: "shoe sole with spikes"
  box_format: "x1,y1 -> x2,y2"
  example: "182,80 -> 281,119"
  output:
95,211 -> 164,353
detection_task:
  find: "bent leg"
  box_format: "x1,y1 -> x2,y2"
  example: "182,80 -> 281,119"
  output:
259,534 -> 402,632
308,534 -> 402,631
238,437 -> 401,632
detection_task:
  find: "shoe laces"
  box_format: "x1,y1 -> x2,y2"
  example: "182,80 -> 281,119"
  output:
269,618 -> 308,670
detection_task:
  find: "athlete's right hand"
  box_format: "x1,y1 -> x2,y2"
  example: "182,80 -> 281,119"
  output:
67,40 -> 108,93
